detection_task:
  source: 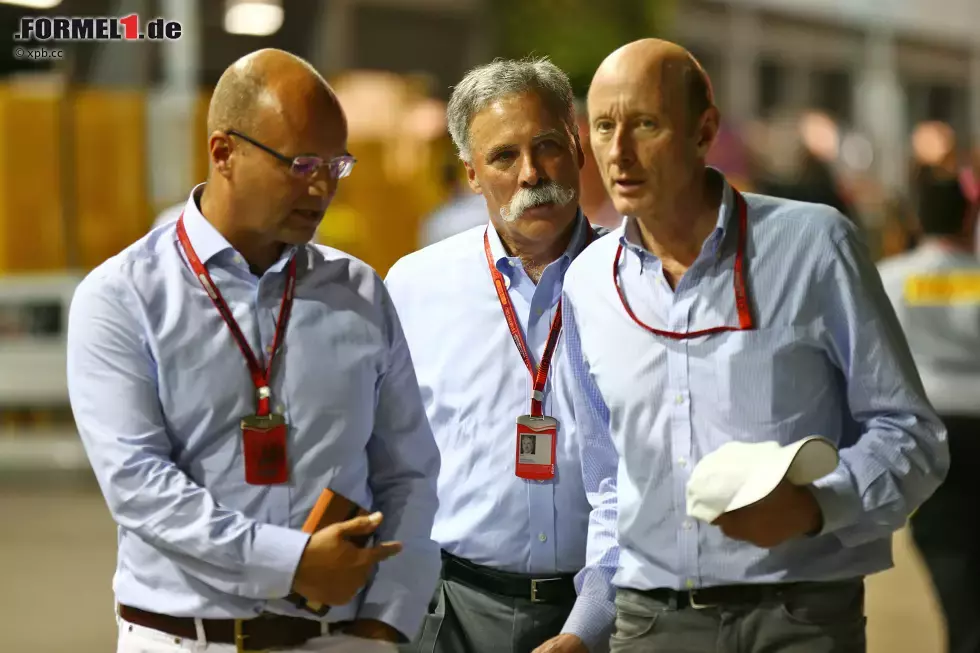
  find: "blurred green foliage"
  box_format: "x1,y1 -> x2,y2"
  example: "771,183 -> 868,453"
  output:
492,0 -> 674,97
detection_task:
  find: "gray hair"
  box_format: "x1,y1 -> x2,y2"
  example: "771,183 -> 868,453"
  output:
447,56 -> 576,162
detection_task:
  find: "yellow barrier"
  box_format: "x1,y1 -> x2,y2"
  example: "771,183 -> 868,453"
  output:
0,84 -> 67,271
0,79 -> 455,276
71,89 -> 148,268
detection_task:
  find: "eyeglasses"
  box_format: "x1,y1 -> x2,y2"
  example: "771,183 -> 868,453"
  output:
227,130 -> 356,180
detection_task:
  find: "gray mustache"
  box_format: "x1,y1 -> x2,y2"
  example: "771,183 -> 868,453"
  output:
500,181 -> 576,222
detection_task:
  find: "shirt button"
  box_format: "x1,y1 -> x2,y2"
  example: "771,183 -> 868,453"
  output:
536,309 -> 544,316
678,458 -> 688,468
275,404 -> 285,414
685,579 -> 696,589
674,394 -> 684,405
538,533 -> 548,542
266,345 -> 273,355
683,520 -> 694,530
509,261 -> 516,268
233,255 -> 243,265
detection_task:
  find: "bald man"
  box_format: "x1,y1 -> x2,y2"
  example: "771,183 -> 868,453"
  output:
67,49 -> 441,653
554,39 -> 948,652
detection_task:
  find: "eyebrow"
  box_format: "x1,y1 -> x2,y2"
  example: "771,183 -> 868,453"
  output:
484,129 -> 566,162
295,149 -> 353,159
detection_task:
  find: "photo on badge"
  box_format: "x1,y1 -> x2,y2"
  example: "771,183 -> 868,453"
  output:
518,433 -> 551,465
521,433 -> 536,455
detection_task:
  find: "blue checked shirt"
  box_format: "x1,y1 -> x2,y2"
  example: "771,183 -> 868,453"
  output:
555,176 -> 948,608
66,186 -> 441,639
384,212 -> 617,649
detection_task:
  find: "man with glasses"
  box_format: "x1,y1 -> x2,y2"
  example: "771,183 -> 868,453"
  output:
67,48 -> 441,652
554,39 -> 948,652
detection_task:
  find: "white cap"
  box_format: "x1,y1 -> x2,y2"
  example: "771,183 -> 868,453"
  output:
686,436 -> 839,524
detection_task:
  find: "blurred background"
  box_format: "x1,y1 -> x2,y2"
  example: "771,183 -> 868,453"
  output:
1,0 -> 977,650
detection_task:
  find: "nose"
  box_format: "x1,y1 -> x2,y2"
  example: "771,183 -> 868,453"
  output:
516,151 -> 542,188
607,124 -> 636,169
306,167 -> 334,199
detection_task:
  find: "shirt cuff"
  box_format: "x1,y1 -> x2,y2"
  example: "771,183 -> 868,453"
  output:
357,576 -> 423,643
808,466 -> 863,538
244,523 -> 311,600
561,595 -> 616,652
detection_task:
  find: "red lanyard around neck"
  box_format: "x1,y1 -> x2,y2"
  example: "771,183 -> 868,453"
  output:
612,191 -> 753,339
176,214 -> 297,416
484,224 -> 595,416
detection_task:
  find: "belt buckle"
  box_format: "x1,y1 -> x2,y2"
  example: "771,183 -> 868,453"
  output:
531,578 -> 559,604
531,579 -> 544,603
234,619 -> 269,653
688,590 -> 715,610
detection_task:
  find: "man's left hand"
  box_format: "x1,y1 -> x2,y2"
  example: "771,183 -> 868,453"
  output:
340,619 -> 402,643
531,633 -> 589,653
712,480 -> 823,548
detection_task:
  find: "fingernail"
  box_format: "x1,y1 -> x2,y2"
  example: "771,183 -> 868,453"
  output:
369,511 -> 382,522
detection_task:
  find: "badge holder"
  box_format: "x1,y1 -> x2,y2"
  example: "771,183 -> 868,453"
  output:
515,414 -> 558,481
241,412 -> 289,485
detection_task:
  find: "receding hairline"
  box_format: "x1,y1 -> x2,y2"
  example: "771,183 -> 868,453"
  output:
206,49 -> 336,136
589,40 -> 715,125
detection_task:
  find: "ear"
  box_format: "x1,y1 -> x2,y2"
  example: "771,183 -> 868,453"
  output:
209,131 -> 234,178
463,160 -> 482,194
694,107 -> 721,160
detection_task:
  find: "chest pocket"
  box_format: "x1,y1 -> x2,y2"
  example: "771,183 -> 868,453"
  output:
695,327 -> 835,432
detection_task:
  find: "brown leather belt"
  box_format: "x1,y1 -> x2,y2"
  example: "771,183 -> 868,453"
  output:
118,604 -> 324,649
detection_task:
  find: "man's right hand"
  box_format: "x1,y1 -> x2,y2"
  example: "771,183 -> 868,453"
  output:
290,512 -> 403,606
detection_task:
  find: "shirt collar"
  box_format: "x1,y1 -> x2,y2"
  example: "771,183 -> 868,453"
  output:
178,183 -> 297,274
179,184 -> 233,265
486,207 -> 591,274
620,168 -> 735,261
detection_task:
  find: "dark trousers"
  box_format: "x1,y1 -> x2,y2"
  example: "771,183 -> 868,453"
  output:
610,579 -> 866,653
406,555 -> 577,653
910,414 -> 980,653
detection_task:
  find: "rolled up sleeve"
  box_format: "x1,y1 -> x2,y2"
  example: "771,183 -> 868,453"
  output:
810,223 -> 949,545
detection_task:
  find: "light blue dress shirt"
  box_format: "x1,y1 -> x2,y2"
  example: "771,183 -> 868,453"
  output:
384,213 -> 617,648
66,186 -> 441,639
556,176 -> 949,613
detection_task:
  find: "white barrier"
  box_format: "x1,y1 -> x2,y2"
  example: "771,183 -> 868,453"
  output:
0,273 -> 87,471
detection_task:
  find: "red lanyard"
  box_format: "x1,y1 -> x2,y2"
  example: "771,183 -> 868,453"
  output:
484,224 -> 594,417
612,190 -> 753,339
176,214 -> 297,416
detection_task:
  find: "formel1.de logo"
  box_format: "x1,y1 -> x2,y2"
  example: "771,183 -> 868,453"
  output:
14,15 -> 182,42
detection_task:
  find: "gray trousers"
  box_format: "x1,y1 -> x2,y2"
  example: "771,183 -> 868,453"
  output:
610,579 -> 866,653
407,578 -> 575,653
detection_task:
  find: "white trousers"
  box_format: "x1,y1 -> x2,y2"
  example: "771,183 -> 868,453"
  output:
117,618 -> 398,653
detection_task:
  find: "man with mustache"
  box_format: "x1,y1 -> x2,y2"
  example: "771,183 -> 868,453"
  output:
385,58 -> 617,653
554,38 -> 947,652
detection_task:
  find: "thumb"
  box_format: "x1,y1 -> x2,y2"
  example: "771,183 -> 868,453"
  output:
332,511 -> 384,537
